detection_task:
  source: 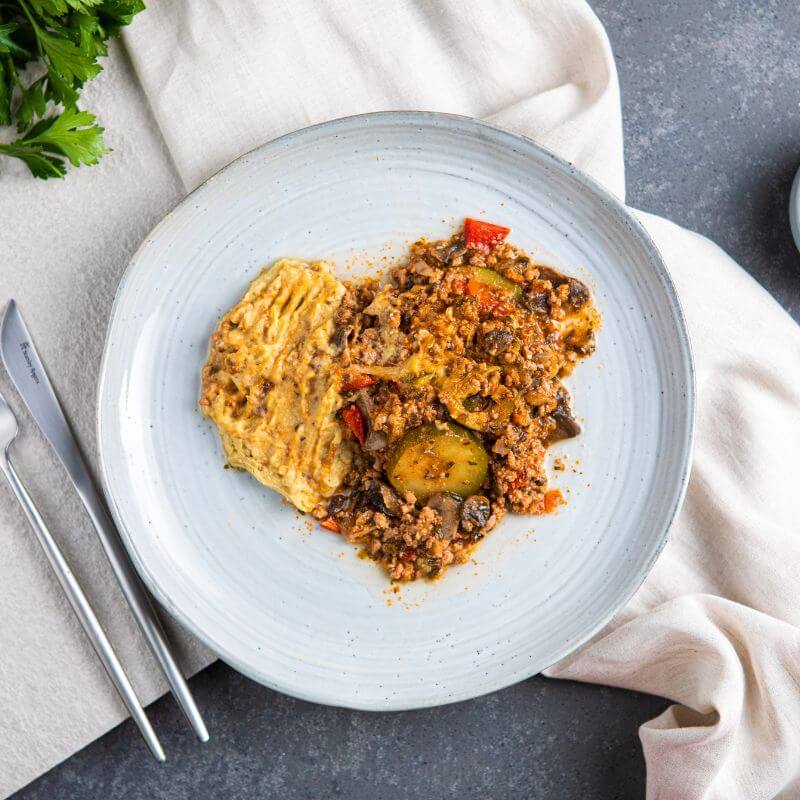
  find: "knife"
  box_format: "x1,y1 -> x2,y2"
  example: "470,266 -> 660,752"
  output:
0,299 -> 209,744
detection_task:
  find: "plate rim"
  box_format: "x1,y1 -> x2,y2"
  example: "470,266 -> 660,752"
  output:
96,110 -> 696,710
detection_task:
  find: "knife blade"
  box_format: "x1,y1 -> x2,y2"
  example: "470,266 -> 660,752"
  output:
0,299 -> 209,744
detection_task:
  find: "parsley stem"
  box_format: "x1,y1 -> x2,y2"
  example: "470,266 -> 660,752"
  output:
15,0 -> 41,57
3,54 -> 21,89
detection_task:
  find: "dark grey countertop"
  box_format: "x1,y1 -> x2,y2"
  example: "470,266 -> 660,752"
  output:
13,2 -> 800,798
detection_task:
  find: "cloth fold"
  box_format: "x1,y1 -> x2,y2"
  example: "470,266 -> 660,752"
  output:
2,0 -> 799,797
124,0 -> 625,198
546,213 -> 800,798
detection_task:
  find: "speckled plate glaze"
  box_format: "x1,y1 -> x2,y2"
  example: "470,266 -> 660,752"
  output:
790,165 -> 800,254
97,112 -> 694,711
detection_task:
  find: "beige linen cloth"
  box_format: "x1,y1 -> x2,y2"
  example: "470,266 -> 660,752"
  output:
2,1 -> 800,797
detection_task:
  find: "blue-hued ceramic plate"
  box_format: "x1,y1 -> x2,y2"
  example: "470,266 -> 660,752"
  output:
790,164 -> 800,253
97,112 -> 694,710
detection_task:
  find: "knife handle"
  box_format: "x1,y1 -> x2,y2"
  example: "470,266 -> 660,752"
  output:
0,454 -> 165,762
72,465 -> 209,744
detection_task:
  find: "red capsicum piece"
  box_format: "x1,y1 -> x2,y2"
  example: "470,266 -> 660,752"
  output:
341,404 -> 366,445
464,277 -> 512,315
340,374 -> 378,392
464,217 -> 510,250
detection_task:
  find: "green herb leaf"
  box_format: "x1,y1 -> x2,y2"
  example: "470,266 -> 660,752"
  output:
97,0 -> 145,36
0,22 -> 30,57
22,105 -> 107,165
0,58 -> 13,127
69,12 -> 108,59
0,141 -> 66,178
0,0 -> 143,179
0,106 -> 107,178
15,76 -> 46,131
43,67 -> 79,107
27,0 -> 104,18
37,26 -> 102,85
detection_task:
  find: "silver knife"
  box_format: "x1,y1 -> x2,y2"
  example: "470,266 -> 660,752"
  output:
0,299 -> 209,744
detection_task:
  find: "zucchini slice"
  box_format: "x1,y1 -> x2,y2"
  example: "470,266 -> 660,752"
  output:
458,267 -> 522,301
386,422 -> 488,501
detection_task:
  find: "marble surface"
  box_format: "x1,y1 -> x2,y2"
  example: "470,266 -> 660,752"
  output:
11,1 -> 800,798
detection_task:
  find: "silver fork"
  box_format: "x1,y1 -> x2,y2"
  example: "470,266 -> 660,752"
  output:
0,388 -> 165,762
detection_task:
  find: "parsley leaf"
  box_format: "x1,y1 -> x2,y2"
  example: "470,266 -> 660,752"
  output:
0,141 -> 66,177
27,16 -> 103,85
0,22 -> 30,57
24,105 -> 107,164
26,0 -> 104,19
0,58 -> 13,127
96,0 -> 145,36
0,0 -> 143,179
15,76 -> 46,130
0,106 -> 107,178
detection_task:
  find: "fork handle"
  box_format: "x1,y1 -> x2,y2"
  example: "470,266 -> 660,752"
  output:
0,454 -> 165,762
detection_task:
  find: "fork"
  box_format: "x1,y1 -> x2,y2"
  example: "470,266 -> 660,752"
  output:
0,388 -> 165,761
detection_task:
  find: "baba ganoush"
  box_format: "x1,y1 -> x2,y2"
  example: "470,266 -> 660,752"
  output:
201,219 -> 600,582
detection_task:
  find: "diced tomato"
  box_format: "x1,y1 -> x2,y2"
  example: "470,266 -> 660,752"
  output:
400,547 -> 416,562
464,277 -> 512,315
451,275 -> 468,293
543,489 -> 564,514
465,276 -> 485,298
320,518 -> 341,533
465,277 -> 495,309
340,404 -> 366,445
464,217 -> 510,251
340,374 -> 378,392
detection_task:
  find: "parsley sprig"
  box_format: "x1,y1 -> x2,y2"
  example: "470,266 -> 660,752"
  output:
0,0 -> 144,179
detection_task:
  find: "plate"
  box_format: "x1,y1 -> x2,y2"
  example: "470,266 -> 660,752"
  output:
790,164 -> 800,254
97,112 -> 694,710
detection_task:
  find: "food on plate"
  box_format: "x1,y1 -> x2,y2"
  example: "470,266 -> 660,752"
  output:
201,219 -> 600,581
386,421 -> 489,502
200,259 -> 352,512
